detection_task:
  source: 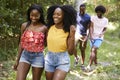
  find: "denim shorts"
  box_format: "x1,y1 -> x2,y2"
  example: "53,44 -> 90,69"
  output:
90,39 -> 103,48
19,50 -> 44,68
45,51 -> 70,72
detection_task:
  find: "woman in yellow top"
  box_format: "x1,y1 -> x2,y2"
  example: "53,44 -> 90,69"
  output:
45,5 -> 77,80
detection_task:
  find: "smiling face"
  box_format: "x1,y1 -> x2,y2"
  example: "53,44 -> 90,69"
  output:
53,7 -> 64,25
30,9 -> 40,23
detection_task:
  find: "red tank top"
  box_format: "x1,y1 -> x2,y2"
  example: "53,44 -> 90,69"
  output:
21,30 -> 45,52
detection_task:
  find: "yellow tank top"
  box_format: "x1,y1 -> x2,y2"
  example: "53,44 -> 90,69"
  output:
47,25 -> 69,52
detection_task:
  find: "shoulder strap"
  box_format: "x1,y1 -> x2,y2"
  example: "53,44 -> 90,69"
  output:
23,21 -> 30,32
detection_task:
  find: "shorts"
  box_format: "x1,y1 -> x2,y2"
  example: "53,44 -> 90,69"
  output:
90,39 -> 103,48
45,51 -> 70,72
19,50 -> 44,68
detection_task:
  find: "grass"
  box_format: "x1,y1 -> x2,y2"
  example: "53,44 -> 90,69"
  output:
0,22 -> 120,80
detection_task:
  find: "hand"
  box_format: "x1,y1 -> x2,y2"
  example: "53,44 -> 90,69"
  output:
83,36 -> 88,42
99,33 -> 104,38
13,60 -> 19,71
90,36 -> 93,41
79,36 -> 87,42
80,36 -> 87,47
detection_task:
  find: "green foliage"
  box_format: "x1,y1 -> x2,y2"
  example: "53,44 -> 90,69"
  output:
86,0 -> 120,23
0,38 -> 18,61
0,0 -> 74,61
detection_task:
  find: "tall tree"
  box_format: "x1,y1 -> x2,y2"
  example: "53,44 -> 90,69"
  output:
74,0 -> 84,11
20,0 -> 23,8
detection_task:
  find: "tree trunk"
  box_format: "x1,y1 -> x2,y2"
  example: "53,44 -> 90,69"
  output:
20,0 -> 23,8
94,0 -> 97,7
74,0 -> 84,11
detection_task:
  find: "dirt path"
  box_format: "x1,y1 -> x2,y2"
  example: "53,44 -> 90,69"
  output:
65,61 -> 119,80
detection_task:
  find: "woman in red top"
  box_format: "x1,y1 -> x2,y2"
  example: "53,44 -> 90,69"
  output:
13,4 -> 47,80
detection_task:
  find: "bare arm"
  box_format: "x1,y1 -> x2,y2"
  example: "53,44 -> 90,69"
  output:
87,22 -> 91,37
13,23 -> 27,70
100,18 -> 108,37
67,25 -> 76,55
16,23 -> 27,60
43,26 -> 48,47
99,27 -> 107,37
83,22 -> 91,41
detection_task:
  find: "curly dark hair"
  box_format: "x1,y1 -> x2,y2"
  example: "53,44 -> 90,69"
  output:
80,4 -> 86,8
27,4 -> 46,25
46,5 -> 59,28
95,5 -> 106,14
47,5 -> 77,32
